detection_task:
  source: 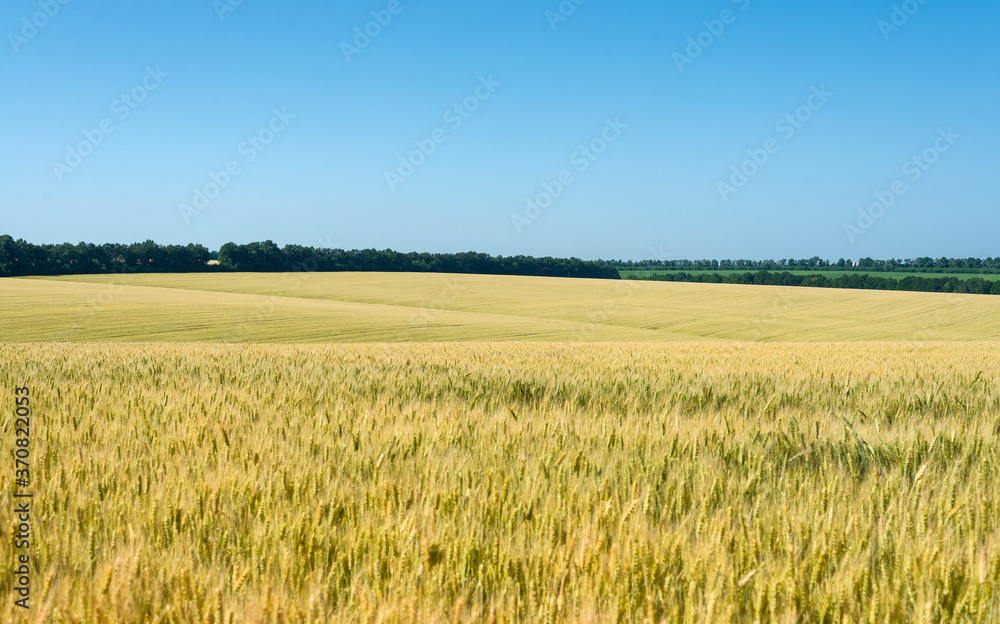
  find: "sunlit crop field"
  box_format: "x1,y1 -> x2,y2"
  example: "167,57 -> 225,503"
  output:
5,272 -> 1000,342
2,342 -> 999,622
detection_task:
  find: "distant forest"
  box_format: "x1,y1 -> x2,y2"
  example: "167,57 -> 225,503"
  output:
0,236 -> 213,276
0,236 -> 619,280
610,256 -> 1000,274
632,270 -> 1000,295
216,241 -> 619,279
2,235 -> 999,295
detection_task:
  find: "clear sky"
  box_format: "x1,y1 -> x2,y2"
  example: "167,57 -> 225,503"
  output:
2,0 -> 997,261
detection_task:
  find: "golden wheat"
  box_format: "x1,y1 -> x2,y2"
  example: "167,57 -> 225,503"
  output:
1,342 -> 998,622
7,272 -> 1000,342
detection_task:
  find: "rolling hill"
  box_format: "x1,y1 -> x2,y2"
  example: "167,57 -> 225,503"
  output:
2,272 -> 998,342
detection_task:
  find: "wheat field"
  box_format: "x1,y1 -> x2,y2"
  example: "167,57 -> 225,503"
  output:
2,340 -> 999,622
5,272 -> 1000,342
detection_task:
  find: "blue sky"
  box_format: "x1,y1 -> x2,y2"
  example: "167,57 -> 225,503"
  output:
2,0 -> 997,261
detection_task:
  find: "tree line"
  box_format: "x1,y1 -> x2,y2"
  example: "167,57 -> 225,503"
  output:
612,256 -> 1000,273
0,236 -> 620,280
634,270 -> 1000,295
4,235 -> 997,295
0,236 -> 212,276
217,241 -> 620,279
